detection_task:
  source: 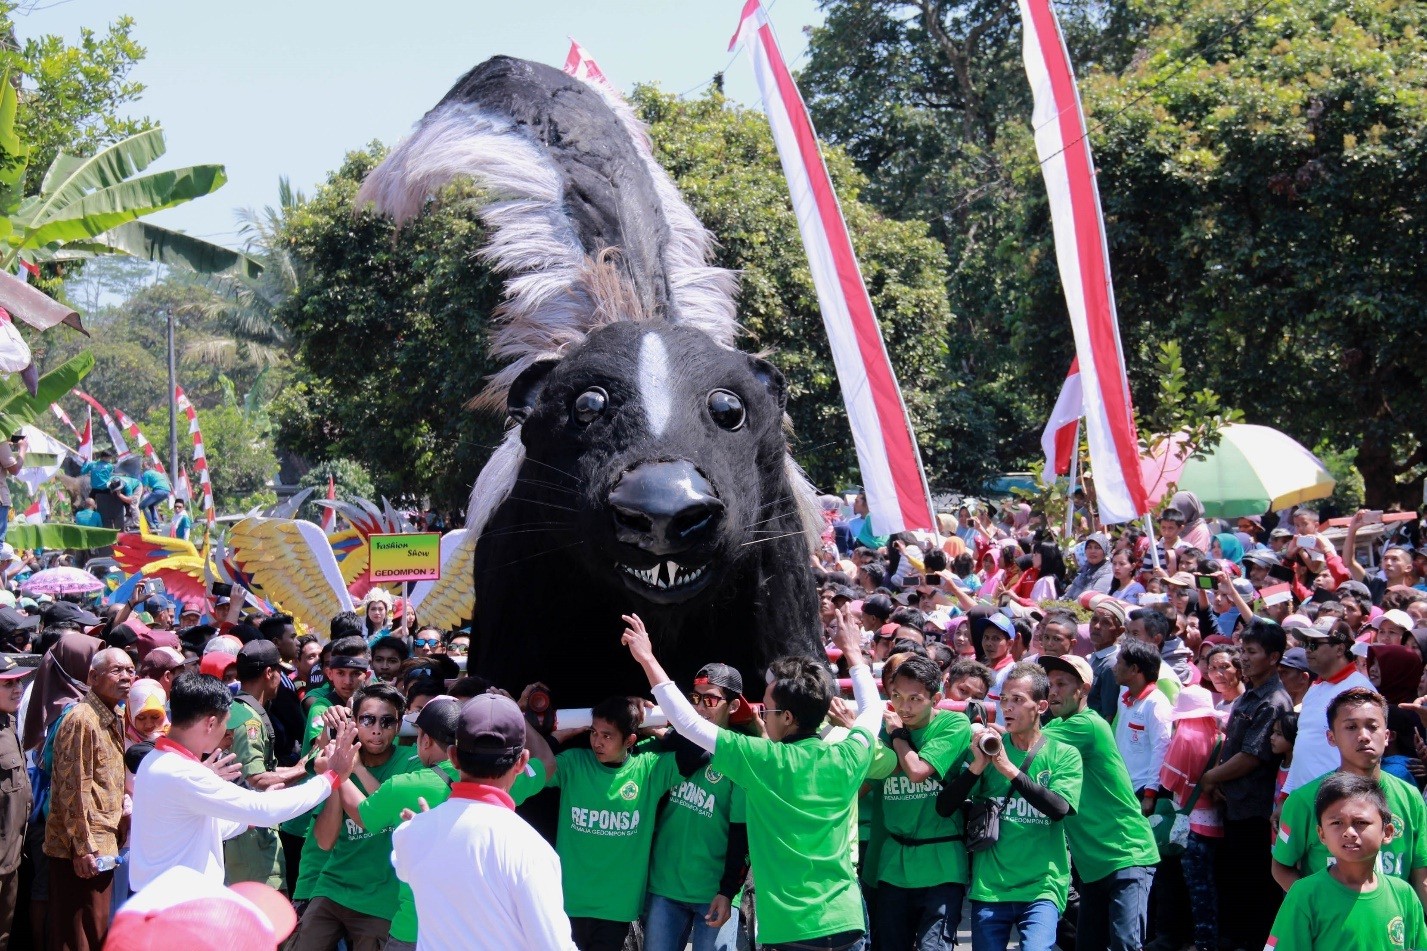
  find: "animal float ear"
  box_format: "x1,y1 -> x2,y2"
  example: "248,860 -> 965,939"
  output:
507,358 -> 559,425
747,355 -> 787,413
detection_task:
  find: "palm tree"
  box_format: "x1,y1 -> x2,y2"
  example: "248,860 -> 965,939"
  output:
183,177 -> 304,371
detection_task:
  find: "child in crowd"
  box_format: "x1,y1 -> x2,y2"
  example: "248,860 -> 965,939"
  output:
1266,773 -> 1427,950
1271,711 -> 1297,806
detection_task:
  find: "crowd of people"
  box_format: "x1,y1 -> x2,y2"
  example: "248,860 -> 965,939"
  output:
2,490 -> 1427,951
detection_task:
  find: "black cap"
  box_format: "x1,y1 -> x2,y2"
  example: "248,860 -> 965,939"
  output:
456,694 -> 526,756
0,653 -> 37,680
830,585 -> 858,602
0,606 -> 41,639
236,640 -> 281,680
103,623 -> 139,651
179,624 -> 218,653
43,601 -> 101,629
862,593 -> 895,621
414,696 -> 461,747
694,662 -> 744,699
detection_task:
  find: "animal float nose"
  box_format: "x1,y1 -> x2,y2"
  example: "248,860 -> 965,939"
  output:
609,461 -> 724,555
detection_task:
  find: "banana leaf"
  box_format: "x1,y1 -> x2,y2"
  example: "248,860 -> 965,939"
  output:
35,128 -> 167,222
0,70 -> 28,213
97,220 -> 262,279
7,522 -> 119,551
24,165 -> 228,248
0,351 -> 94,435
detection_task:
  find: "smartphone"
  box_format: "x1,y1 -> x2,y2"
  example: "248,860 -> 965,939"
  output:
210,581 -> 233,598
923,575 -> 942,587
1362,510 -> 1384,525
1196,574 -> 1216,590
1268,564 -> 1296,582
903,576 -> 922,588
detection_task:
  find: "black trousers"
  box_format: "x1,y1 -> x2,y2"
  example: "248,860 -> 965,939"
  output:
569,916 -> 631,951
1215,816 -> 1280,949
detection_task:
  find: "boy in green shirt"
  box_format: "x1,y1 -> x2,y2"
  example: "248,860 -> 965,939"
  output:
866,654 -> 971,950
293,682 -> 419,951
936,662 -> 1083,951
1267,772 -> 1427,950
643,663 -> 751,951
548,695 -> 681,951
622,608 -> 883,951
1040,654 -> 1160,951
1271,686 -> 1427,907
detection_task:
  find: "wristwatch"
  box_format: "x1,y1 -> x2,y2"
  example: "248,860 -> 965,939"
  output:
888,727 -> 915,748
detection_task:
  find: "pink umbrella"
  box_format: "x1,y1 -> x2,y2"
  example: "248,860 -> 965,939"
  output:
1139,434 -> 1188,509
20,566 -> 106,596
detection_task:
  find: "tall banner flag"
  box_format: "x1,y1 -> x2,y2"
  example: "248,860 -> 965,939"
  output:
321,475 -> 336,533
114,408 -> 167,474
1019,0 -> 1148,524
174,386 -> 216,525
1040,358 -> 1083,483
75,410 -> 93,464
73,390 -> 131,457
730,0 -> 935,535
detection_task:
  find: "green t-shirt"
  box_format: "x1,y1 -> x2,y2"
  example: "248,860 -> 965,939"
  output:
1273,770 -> 1427,881
1267,868 -> 1427,950
711,727 -> 874,945
648,759 -> 747,904
966,734 -> 1083,911
1044,708 -> 1160,882
281,692 -> 340,840
866,710 -> 972,889
308,748 -> 422,920
549,747 -> 680,922
371,758 -> 547,942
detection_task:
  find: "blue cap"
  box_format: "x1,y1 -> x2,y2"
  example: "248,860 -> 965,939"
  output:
146,595 -> 172,613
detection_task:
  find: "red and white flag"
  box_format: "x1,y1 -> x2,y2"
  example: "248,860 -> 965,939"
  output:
731,0 -> 934,535
22,493 -> 48,524
76,410 -> 93,463
1040,359 -> 1083,484
49,403 -> 79,438
175,386 -> 216,525
1019,0 -> 1148,524
74,390 -> 130,457
114,408 -> 166,474
320,475 -> 336,533
563,38 -> 618,96
175,463 -> 192,503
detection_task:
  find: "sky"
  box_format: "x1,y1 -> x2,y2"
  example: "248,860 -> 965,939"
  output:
14,0 -> 826,251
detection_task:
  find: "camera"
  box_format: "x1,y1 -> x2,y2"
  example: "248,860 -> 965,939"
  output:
210,582 -> 234,598
976,731 -> 1003,757
1196,574 -> 1217,591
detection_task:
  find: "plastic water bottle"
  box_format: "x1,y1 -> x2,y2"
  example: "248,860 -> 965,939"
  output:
93,853 -> 125,873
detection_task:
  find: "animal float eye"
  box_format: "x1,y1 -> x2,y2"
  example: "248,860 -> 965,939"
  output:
707,389 -> 745,431
573,387 -> 608,425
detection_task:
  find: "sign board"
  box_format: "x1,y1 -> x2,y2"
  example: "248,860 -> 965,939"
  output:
368,533 -> 442,583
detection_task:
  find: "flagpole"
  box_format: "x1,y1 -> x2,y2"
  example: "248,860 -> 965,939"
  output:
167,309 -> 178,479
1063,420 -> 1080,542
1144,513 -> 1161,571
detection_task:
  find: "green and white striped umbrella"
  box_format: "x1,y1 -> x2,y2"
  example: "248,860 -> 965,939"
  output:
1176,424 -> 1335,519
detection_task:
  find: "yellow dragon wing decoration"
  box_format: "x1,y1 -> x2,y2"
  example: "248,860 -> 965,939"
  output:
228,517 -> 355,632
408,529 -> 477,632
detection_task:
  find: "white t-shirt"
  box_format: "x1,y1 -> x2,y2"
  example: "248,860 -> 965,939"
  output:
393,783 -> 577,951
1115,685 -> 1175,792
130,738 -> 335,890
1282,667 -> 1376,796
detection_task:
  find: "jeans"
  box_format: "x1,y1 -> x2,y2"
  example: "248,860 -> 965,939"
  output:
569,916 -> 631,951
139,489 -> 169,529
0,505 -> 8,543
873,881 -> 965,950
765,930 -> 867,951
1182,832 -> 1219,951
644,893 -> 740,951
1215,817 -> 1279,950
970,899 -> 1059,951
1077,865 -> 1155,951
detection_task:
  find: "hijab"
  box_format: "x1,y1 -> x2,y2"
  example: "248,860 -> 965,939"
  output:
22,631 -> 103,751
126,678 -> 169,745
1370,644 -> 1424,707
1171,490 -> 1212,549
941,535 -> 968,560
1214,533 -> 1245,567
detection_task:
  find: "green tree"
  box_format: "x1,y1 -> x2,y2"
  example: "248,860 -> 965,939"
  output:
275,91 -> 959,510
139,403 -> 278,513
295,458 -> 376,523
1,5 -> 151,194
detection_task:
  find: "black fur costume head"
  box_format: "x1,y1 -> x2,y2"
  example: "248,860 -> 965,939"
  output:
359,56 -> 822,704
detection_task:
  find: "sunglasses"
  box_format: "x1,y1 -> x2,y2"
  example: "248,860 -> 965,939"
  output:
446,644 -> 469,655
688,692 -> 729,708
412,638 -> 440,648
357,714 -> 399,729
758,708 -> 786,720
